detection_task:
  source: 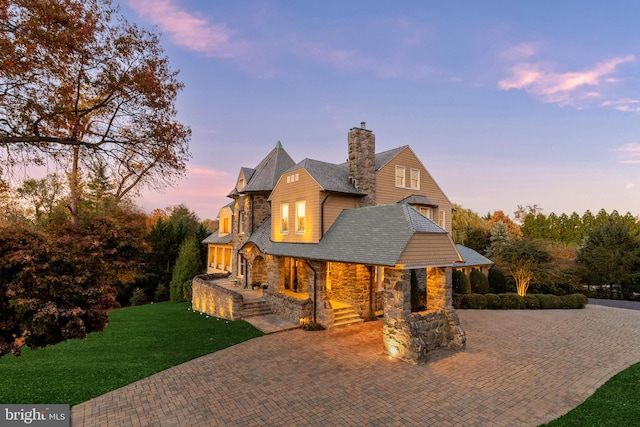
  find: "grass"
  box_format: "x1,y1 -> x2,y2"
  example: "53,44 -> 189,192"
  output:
544,361 -> 640,426
0,302 -> 263,406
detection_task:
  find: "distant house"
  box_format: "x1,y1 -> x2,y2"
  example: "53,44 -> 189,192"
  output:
196,123 -> 478,363
454,244 -> 494,277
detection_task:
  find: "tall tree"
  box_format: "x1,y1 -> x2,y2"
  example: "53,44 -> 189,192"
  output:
0,0 -> 190,225
576,221 -> 640,298
490,238 -> 552,296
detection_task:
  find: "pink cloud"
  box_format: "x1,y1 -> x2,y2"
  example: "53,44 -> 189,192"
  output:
138,165 -> 233,219
601,98 -> 640,113
498,55 -> 635,107
611,143 -> 640,165
124,0 -> 251,58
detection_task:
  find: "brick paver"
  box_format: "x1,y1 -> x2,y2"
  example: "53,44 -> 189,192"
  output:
72,305 -> 640,426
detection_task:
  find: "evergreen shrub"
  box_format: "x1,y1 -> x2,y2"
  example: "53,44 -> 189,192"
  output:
500,293 -> 524,309
523,294 -> 540,309
470,270 -> 490,294
484,293 -> 502,309
129,287 -> 148,306
452,270 -> 471,294
488,267 -> 507,294
535,294 -> 561,309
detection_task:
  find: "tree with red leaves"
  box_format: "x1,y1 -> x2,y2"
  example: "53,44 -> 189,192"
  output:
0,0 -> 190,225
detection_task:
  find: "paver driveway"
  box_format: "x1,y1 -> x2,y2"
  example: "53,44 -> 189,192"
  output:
72,305 -> 640,426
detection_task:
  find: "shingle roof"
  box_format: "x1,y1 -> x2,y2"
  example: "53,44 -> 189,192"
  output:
202,231 -> 234,245
242,142 -> 295,193
454,244 -> 494,267
285,159 -> 363,195
398,194 -> 439,207
245,204 -> 453,266
375,146 -> 407,171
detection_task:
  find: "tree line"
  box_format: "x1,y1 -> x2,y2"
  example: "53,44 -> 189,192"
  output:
452,204 -> 640,300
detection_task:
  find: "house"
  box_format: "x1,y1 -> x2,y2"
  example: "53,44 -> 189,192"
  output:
454,244 -> 494,277
195,123 -> 468,364
203,202 -> 234,274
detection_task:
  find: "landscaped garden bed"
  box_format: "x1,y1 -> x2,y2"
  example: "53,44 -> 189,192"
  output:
452,292 -> 587,309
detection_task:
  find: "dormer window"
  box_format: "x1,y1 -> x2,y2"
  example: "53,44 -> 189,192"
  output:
238,177 -> 245,191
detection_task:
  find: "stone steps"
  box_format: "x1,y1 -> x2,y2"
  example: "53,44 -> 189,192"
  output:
333,305 -> 363,328
242,300 -> 272,318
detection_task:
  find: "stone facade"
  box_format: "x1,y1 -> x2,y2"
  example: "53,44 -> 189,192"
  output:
382,267 -> 466,364
327,263 -> 383,317
192,276 -> 244,321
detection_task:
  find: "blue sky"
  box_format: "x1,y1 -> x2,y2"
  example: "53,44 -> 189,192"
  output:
122,0 -> 640,220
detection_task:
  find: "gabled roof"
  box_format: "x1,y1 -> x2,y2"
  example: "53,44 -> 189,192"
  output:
454,244 -> 494,267
241,141 -> 295,193
282,159 -> 363,196
202,230 -> 233,245
245,204 -> 458,267
398,194 -> 439,207
375,146 -> 408,171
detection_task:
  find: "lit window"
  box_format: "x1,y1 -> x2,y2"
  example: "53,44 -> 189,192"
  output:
281,203 -> 289,234
222,217 -> 230,234
395,166 -> 405,187
239,211 -> 245,234
410,168 -> 420,189
438,210 -> 445,228
295,201 -> 306,234
420,207 -> 431,219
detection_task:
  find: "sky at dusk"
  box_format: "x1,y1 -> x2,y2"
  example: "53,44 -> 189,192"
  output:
121,0 -> 640,221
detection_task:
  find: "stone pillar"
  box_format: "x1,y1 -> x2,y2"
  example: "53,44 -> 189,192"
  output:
383,267 -> 466,364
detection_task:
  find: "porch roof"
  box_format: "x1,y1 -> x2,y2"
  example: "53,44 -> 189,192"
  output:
454,244 -> 494,268
245,204 -> 461,267
202,230 -> 233,245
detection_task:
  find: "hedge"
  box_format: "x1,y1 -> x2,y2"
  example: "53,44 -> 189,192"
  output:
453,293 -> 587,310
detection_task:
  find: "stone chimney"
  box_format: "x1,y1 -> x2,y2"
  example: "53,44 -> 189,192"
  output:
348,122 -> 376,207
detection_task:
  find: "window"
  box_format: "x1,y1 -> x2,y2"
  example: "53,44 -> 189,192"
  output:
295,201 -> 306,234
222,217 -> 230,234
281,203 -> 289,234
419,207 -> 431,219
410,168 -> 420,189
438,210 -> 445,228
239,211 -> 246,234
395,165 -> 405,187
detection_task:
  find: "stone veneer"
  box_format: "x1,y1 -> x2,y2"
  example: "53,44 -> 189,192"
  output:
191,275 -> 243,321
382,267 -> 466,364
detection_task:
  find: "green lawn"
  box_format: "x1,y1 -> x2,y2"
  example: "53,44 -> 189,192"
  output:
544,361 -> 640,426
0,302 -> 263,406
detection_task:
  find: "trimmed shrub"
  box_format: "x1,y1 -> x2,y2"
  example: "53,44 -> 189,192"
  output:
452,270 -> 471,294
460,294 -> 478,309
129,287 -> 148,306
559,293 -> 588,309
470,270 -> 490,294
535,294 -> 561,309
523,294 -> 540,309
452,293 -> 463,309
500,293 -> 524,309
476,294 -> 488,309
488,267 -> 507,294
485,293 -> 502,309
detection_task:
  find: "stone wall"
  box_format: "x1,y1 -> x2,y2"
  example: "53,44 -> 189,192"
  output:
382,267 -> 466,364
327,263 -> 381,317
191,276 -> 244,321
263,292 -> 312,324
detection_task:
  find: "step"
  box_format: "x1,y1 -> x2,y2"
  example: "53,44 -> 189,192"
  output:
331,303 -> 363,328
242,301 -> 273,318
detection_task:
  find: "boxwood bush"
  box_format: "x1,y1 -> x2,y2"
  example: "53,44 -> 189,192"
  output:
453,293 -> 587,310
